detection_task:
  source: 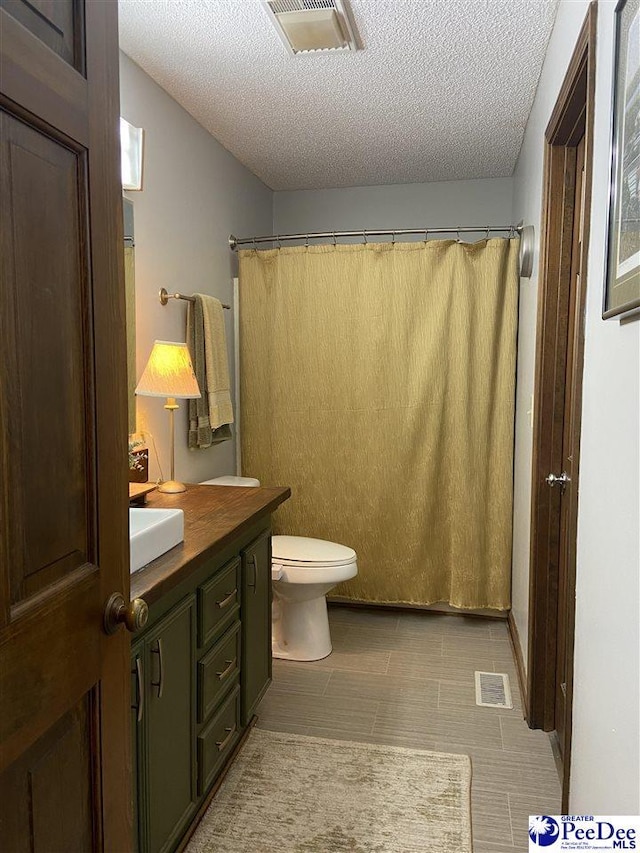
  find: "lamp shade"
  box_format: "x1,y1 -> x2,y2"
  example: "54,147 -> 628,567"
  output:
135,341 -> 201,399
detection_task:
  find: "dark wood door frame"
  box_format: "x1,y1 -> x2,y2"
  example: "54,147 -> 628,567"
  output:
527,2 -> 596,812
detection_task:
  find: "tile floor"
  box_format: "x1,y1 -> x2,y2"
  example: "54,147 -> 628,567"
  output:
256,605 -> 561,852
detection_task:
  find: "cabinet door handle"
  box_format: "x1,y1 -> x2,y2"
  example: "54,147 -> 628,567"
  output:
248,555 -> 257,592
150,638 -> 164,699
131,656 -> 144,723
216,658 -> 237,682
215,725 -> 236,752
216,590 -> 237,609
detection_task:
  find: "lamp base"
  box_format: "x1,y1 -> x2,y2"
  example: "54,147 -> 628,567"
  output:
158,480 -> 187,494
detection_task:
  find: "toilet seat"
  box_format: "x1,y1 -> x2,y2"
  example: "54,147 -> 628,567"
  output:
272,536 -> 357,585
275,556 -> 356,568
272,535 -> 356,568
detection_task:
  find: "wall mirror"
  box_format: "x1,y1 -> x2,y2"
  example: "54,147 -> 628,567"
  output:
123,197 -> 136,433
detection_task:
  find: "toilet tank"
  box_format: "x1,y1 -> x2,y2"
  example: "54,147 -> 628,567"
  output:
200,476 -> 260,487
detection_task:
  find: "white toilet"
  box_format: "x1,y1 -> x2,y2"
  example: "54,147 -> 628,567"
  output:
200,476 -> 358,661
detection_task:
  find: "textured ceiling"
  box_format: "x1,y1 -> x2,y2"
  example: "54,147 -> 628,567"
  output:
118,0 -> 559,191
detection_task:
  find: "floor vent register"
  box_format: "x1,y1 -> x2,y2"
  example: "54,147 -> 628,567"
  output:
474,671 -> 513,709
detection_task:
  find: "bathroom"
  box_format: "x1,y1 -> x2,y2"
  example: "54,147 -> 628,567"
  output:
115,3 -> 640,851
118,0 -> 640,848
0,0 -> 638,852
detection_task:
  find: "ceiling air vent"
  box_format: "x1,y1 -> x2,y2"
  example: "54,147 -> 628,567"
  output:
262,0 -> 359,56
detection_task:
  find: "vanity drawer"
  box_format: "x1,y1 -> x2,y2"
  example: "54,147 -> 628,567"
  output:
198,557 -> 240,648
197,621 -> 240,723
197,684 -> 241,795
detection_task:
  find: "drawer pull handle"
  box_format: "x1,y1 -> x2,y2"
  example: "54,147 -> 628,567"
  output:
216,725 -> 236,752
150,638 -> 164,699
216,658 -> 237,681
216,590 -> 237,610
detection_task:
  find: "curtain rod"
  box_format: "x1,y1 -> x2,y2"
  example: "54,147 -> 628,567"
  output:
228,224 -> 523,251
228,223 -> 535,278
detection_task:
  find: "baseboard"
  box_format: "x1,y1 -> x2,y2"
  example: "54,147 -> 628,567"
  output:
328,597 -> 507,621
549,730 -> 564,786
507,611 -> 529,722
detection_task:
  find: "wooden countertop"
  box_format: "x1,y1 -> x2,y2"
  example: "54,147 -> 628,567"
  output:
130,484 -> 290,604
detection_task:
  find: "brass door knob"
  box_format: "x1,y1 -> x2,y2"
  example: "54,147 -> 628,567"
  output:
104,592 -> 149,635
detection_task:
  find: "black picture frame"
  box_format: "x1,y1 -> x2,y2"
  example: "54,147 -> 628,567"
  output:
603,0 -> 640,319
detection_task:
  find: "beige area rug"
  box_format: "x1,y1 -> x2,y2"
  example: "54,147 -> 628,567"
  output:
186,729 -> 472,853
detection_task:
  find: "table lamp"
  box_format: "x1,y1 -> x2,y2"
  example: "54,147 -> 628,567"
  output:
135,341 -> 201,493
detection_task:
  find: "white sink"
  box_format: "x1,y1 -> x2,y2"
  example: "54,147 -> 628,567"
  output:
129,508 -> 185,574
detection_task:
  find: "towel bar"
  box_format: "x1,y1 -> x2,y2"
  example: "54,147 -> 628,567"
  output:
159,288 -> 231,309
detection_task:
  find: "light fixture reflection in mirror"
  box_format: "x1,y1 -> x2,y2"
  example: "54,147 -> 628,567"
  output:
123,198 -> 136,434
120,117 -> 144,191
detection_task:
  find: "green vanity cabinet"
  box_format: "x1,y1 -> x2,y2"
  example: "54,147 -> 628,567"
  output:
131,520 -> 276,853
240,529 -> 272,725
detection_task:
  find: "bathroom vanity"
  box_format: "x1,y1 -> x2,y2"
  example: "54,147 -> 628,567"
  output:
129,484 -> 290,853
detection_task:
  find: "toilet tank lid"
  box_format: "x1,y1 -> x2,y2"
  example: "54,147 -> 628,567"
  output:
200,476 -> 260,487
272,535 -> 356,565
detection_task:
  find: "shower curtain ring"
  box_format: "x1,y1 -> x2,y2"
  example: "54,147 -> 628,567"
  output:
391,231 -> 395,245
363,230 -> 368,244
485,225 -> 490,241
252,236 -> 257,251
424,229 -> 429,244
276,235 -> 282,249
332,231 -> 337,247
305,234 -> 309,248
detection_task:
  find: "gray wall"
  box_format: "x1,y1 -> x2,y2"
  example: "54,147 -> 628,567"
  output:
120,52 -> 273,485
274,177 -> 513,238
511,0 -> 639,812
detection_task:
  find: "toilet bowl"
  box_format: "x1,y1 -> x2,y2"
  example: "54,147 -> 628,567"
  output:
200,477 -> 358,662
271,536 -> 357,661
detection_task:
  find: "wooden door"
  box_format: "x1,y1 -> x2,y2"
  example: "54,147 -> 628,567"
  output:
554,135 -> 586,750
0,2 -> 132,850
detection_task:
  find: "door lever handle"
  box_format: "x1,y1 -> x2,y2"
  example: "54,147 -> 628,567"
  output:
545,472 -> 571,489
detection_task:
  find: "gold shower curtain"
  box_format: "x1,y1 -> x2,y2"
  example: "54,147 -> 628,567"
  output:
239,239 -> 518,609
